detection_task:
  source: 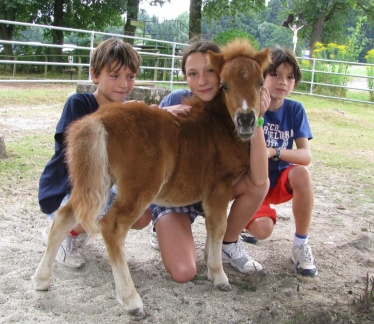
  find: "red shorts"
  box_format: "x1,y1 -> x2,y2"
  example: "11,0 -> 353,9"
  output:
245,166 -> 294,229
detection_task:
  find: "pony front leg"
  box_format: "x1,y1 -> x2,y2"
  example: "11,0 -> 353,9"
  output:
100,203 -> 145,317
203,191 -> 232,292
32,202 -> 77,290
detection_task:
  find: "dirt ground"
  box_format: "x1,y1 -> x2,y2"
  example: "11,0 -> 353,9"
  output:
0,84 -> 373,324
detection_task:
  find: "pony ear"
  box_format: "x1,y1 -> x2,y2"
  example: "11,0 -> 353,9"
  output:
207,50 -> 225,74
254,48 -> 271,71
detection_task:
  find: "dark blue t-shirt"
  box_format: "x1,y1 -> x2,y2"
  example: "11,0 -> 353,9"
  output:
38,93 -> 99,214
263,98 -> 313,188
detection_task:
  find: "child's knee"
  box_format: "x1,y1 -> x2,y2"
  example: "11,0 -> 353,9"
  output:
168,263 -> 197,283
247,216 -> 274,240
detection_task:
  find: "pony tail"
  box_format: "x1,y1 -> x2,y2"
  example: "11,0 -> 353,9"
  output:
65,116 -> 111,234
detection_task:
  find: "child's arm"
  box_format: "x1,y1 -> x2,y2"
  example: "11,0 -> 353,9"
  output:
248,126 -> 268,185
161,104 -> 192,115
268,137 -> 311,166
247,87 -> 270,185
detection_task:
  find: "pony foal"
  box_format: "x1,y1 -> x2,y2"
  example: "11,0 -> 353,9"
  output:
32,40 -> 270,317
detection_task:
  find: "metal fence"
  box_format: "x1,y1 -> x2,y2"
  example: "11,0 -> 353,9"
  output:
0,19 -> 186,88
1,19 -> 373,104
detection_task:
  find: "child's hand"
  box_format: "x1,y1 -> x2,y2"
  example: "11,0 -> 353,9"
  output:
267,147 -> 277,159
163,104 -> 192,116
260,87 -> 270,116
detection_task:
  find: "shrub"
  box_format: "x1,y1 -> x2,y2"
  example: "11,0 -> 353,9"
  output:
213,29 -> 259,49
312,42 -> 350,97
364,49 -> 374,102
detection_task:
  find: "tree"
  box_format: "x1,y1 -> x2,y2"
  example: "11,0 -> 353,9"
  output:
202,0 -> 266,24
124,0 -> 170,44
35,0 -> 126,63
189,0 -> 202,39
280,0 -> 374,53
0,0 -> 39,56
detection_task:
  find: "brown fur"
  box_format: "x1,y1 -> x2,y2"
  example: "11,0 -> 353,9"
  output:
31,40 -> 271,317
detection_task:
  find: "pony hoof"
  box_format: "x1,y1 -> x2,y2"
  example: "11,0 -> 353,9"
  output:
129,307 -> 146,318
217,283 -> 232,292
31,275 -> 50,291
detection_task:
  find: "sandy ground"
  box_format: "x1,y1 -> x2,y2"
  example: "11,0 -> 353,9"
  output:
0,86 -> 374,324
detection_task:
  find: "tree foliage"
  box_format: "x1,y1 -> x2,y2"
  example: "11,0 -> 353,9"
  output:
0,0 -> 40,56
202,0 -> 266,23
213,29 -> 259,49
279,0 -> 374,53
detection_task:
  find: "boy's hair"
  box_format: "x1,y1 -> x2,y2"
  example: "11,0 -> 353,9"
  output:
90,38 -> 141,76
263,47 -> 302,85
181,40 -> 221,75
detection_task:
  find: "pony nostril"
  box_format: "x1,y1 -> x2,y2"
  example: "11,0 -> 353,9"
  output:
237,111 -> 255,128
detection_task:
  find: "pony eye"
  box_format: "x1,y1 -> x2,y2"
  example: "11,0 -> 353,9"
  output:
221,83 -> 228,91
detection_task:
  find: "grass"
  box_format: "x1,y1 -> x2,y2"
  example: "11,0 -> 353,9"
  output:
348,65 -> 367,77
290,94 -> 374,174
0,83 -> 75,106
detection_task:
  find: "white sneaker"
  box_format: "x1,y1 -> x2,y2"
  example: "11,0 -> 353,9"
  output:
291,243 -> 318,277
222,239 -> 263,273
149,227 -> 160,250
42,226 -> 85,269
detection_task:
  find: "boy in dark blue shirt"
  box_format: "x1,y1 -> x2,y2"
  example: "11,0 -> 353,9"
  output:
39,38 -> 151,268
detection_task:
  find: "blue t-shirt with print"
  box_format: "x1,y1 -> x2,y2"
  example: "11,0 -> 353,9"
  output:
263,98 -> 312,188
38,93 -> 99,214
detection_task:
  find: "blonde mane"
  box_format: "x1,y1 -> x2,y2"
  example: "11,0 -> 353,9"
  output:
221,39 -> 257,61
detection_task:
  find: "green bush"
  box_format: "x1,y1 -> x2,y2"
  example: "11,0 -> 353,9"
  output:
312,42 -> 350,97
213,29 -> 259,49
297,59 -> 312,93
365,49 -> 374,102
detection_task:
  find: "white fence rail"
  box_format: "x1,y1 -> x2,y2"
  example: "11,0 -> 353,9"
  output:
0,19 -> 186,88
0,19 -> 373,104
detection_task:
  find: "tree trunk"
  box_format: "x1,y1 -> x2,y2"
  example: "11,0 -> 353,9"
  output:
51,0 -> 65,66
189,0 -> 202,40
0,24 -> 15,71
309,15 -> 326,54
124,0 -> 140,45
0,23 -> 15,57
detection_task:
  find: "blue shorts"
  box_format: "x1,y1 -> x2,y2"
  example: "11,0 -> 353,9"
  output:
149,202 -> 204,227
47,186 -> 117,220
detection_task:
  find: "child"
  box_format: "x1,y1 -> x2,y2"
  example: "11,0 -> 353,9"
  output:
149,41 -> 270,283
244,46 -> 317,277
38,38 -> 151,268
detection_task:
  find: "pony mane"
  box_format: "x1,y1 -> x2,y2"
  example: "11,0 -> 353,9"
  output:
221,39 -> 258,61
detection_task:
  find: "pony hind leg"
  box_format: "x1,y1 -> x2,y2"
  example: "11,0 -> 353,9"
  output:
100,197 -> 150,317
31,201 -> 78,290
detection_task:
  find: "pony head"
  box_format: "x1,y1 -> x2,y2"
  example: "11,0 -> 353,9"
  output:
207,39 -> 271,140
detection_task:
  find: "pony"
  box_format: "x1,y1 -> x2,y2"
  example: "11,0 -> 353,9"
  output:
31,39 -> 270,317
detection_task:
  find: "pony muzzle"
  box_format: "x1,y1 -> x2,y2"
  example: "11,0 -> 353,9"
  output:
235,110 -> 256,140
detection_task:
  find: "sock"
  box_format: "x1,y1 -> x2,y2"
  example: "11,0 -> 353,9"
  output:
223,240 -> 237,245
293,233 -> 308,247
70,230 -> 80,236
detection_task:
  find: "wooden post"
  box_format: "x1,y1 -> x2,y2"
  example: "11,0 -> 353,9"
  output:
154,50 -> 160,81
78,56 -> 82,80
44,55 -> 48,78
13,57 -> 17,77
0,136 -> 7,159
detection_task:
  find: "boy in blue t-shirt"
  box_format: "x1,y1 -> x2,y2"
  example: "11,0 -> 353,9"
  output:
244,47 -> 317,277
38,38 -> 151,268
